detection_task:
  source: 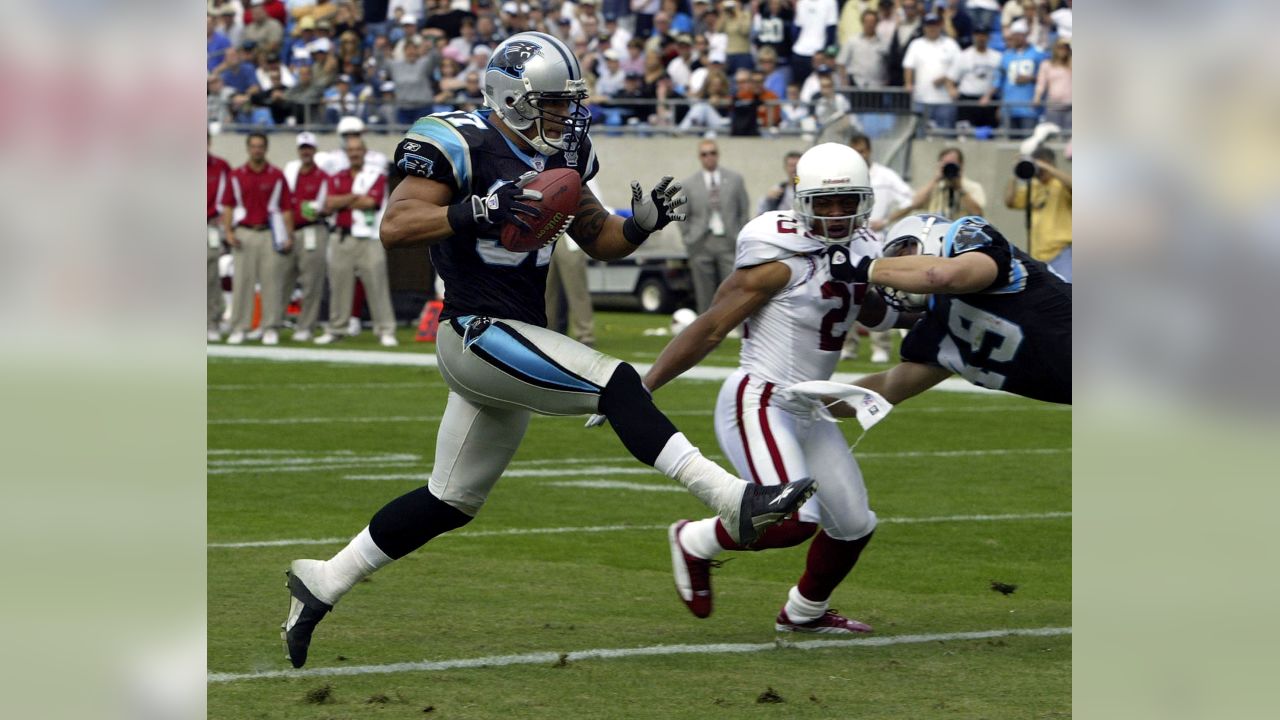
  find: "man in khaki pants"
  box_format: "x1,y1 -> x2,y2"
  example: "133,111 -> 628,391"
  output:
280,132 -> 332,342
316,136 -> 398,347
224,132 -> 295,345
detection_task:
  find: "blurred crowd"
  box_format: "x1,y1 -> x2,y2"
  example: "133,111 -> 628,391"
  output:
208,0 -> 1072,137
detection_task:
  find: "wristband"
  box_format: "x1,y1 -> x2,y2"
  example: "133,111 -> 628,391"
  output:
446,199 -> 480,234
622,217 -> 651,246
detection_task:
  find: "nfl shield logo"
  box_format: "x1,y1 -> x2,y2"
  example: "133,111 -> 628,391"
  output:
533,157 -> 546,172
564,151 -> 579,167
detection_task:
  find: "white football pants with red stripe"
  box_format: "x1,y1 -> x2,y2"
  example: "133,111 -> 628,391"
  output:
713,369 -> 877,541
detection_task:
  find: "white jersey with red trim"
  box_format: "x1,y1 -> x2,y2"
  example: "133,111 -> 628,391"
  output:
735,211 -> 882,388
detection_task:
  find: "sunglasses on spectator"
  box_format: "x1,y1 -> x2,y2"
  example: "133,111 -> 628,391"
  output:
700,151 -> 718,156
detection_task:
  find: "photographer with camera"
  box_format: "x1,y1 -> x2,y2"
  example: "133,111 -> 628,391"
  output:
1005,146 -> 1072,281
888,146 -> 986,224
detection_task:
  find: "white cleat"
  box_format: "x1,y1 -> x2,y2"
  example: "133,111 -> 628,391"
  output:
262,329 -> 279,345
379,333 -> 399,348
246,328 -> 264,341
292,330 -> 312,343
207,330 -> 222,343
313,333 -> 340,345
226,331 -> 245,345
347,317 -> 362,336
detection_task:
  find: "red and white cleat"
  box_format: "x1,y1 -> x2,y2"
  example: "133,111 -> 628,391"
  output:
775,609 -> 873,635
668,520 -> 716,619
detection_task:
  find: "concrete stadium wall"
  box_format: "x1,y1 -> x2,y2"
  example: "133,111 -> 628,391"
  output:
211,133 -> 1069,251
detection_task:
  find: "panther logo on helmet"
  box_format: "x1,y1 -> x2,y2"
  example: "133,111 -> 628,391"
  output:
492,40 -> 542,79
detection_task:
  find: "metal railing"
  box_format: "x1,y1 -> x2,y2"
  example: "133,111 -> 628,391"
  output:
211,89 -> 1070,141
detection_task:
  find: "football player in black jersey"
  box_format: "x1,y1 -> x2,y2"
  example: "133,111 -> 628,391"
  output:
837,213 -> 1071,406
280,32 -> 817,668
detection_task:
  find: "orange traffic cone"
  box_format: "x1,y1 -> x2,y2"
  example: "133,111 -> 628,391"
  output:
415,299 -> 444,342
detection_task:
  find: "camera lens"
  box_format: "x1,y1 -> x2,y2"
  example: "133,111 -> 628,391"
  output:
942,161 -> 960,179
1014,156 -> 1037,180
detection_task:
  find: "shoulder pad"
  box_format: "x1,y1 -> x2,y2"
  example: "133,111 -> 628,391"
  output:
398,115 -> 475,193
734,211 -> 825,268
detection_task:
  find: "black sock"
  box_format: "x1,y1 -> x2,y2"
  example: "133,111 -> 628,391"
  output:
599,363 -> 678,467
368,486 -> 473,560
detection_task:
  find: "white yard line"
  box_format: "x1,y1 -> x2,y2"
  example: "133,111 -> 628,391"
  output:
209,382 -> 437,391
547,480 -> 686,492
207,626 -> 1071,683
207,511 -> 1071,549
208,345 -> 1003,394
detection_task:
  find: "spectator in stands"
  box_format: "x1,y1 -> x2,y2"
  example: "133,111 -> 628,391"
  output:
718,1 -> 755,75
448,16 -> 479,57
364,81 -> 399,127
208,13 -> 233,72
1050,0 -> 1072,41
888,146 -> 986,223
388,37 -> 439,124
886,0 -> 924,87
837,8 -> 890,89
632,0 -> 660,39
811,70 -> 850,126
663,0 -> 693,34
255,52 -> 296,93
244,1 -> 286,54
1035,38 -> 1071,130
840,129 -> 914,364
757,46 -> 789,99
677,67 -> 733,131
665,34 -> 696,96
998,19 -> 1047,136
252,63 -> 298,125
799,46 -> 838,102
212,4 -> 244,48
680,139 -> 751,313
454,71 -> 484,111
940,0 -> 973,49
1027,1 -> 1056,51
601,13 -> 632,55
641,49 -> 668,97
433,54 -> 466,102
902,13 -> 960,132
949,25 -> 1000,131
475,12 -> 506,46
753,0 -> 795,82
729,68 -> 760,136
291,0 -> 339,23
1004,145 -> 1072,281
620,37 -> 647,76
216,46 -> 260,96
746,69 -> 781,132
596,49 -> 627,97
612,71 -> 650,124
758,150 -> 802,214
281,64 -> 324,124
645,12 -> 677,57
777,82 -> 812,131
321,74 -> 353,123
425,0 -> 475,38
332,1 -> 365,38
309,37 -> 339,87
318,136 -> 398,346
207,74 -> 233,125
966,0 -> 1001,37
790,0 -> 838,84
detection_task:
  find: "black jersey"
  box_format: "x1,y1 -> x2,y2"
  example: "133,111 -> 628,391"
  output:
899,221 -> 1072,404
392,109 -> 600,326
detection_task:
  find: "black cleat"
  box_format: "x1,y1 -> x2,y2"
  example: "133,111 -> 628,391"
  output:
281,560 -> 334,668
736,477 -> 817,546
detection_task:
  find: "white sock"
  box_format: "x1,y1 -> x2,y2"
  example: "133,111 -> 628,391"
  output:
679,517 -> 726,560
322,527 -> 392,603
783,585 -> 829,624
654,432 -> 745,517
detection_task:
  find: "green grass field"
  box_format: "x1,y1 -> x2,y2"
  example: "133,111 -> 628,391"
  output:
208,312 -> 1071,719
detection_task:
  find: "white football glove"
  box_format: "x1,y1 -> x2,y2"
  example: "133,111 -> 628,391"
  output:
629,176 -> 688,232
584,413 -> 608,428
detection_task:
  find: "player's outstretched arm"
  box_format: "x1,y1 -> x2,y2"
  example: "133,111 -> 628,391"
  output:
380,175 -> 462,248
863,252 -> 999,296
846,361 -> 954,408
643,262 -> 790,393
571,177 -> 687,260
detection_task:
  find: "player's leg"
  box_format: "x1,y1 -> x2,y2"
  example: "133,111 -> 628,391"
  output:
438,316 -> 814,545
283,390 -> 530,668
227,228 -> 264,338
259,244 -> 292,343
670,371 -> 819,617
776,419 -> 876,635
207,242 -> 224,339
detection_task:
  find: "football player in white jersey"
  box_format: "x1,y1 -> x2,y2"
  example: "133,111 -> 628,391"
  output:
640,143 -> 911,634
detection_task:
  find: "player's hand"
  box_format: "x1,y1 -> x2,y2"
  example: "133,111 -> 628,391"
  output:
629,176 -> 688,232
469,171 -> 544,231
827,244 -> 874,284
584,413 -> 608,428
225,231 -> 239,249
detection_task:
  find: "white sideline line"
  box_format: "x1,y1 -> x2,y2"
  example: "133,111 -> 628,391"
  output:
208,345 -> 1001,394
207,511 -> 1071,548
208,454 -> 420,468
209,415 -> 443,426
207,626 -> 1071,683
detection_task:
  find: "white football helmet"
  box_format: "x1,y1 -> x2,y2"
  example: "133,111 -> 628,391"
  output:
483,32 -> 591,156
792,143 -> 874,245
880,213 -> 953,311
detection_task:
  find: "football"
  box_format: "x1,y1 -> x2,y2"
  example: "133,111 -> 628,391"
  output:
499,168 -> 582,253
